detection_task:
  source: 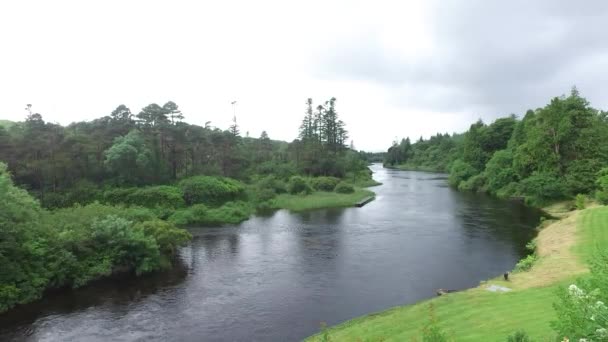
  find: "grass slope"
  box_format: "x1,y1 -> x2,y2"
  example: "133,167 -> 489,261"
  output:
270,189 -> 374,212
307,205 -> 608,341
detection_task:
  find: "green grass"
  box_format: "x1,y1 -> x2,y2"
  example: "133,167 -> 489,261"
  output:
306,206 -> 608,341
270,189 -> 374,212
385,163 -> 446,173
575,206 -> 608,261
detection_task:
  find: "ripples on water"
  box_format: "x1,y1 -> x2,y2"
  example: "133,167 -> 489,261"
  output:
0,165 -> 542,341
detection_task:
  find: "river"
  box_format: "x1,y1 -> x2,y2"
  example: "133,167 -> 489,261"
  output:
0,165 -> 542,341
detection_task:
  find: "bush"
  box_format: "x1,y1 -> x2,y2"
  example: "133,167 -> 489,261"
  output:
127,186 -> 185,208
179,176 -> 245,205
168,202 -> 253,226
448,159 -> 477,187
597,190 -> 608,205
102,187 -> 137,205
575,194 -> 586,210
102,186 -> 184,208
311,177 -> 340,192
596,168 -> 608,205
256,175 -> 287,194
519,172 -> 566,205
496,182 -> 521,199
458,173 -> 487,192
485,150 -> 517,193
288,176 -> 312,195
514,254 -> 536,272
168,204 -> 209,226
335,182 -> 355,194
506,330 -> 532,342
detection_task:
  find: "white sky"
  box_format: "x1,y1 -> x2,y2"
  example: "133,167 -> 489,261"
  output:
1,0 -> 606,151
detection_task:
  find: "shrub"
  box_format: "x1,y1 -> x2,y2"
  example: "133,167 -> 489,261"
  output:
514,254 -> 536,272
311,177 -> 340,192
596,168 -> 608,205
519,172 -> 566,205
496,182 -> 521,199
448,159 -> 477,187
575,194 -> 586,210
485,150 -> 517,193
458,173 -> 487,192
288,176 -> 312,194
126,186 -> 185,208
506,330 -> 532,342
335,182 -> 355,194
168,204 -> 209,226
256,175 -> 287,194
179,176 -> 245,205
597,190 -> 608,205
168,202 -> 253,226
102,187 -> 137,205
525,239 -> 537,252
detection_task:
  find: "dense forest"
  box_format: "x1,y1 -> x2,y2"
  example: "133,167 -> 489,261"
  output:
385,88 -> 608,206
0,97 -> 374,313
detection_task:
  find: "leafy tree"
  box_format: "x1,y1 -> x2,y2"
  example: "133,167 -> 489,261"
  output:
104,130 -> 153,184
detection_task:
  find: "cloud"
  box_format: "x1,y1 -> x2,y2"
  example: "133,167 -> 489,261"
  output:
317,0 -> 608,118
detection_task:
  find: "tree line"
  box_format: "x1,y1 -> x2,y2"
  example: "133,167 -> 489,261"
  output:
385,87 -> 608,205
0,98 -> 369,208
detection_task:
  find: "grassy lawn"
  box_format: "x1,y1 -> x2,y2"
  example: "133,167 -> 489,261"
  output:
306,205 -> 608,341
270,189 -> 374,212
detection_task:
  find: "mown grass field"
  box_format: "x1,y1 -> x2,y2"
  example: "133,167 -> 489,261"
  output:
270,189 -> 375,212
306,205 -> 608,341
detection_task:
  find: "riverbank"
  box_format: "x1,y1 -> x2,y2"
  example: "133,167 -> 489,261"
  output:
307,203 -> 607,341
269,188 -> 375,212
383,163 -> 445,173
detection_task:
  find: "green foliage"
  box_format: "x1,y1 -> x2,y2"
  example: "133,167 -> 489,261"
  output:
575,194 -> 586,210
310,176 -> 340,192
387,89 -> 608,206
526,239 -> 537,252
168,202 -> 253,226
103,186 -> 184,208
179,176 -> 245,206
458,173 -> 487,192
448,159 -> 477,187
288,176 -> 312,194
596,168 -> 608,204
104,130 -> 153,184
552,250 -> 608,341
334,182 -> 355,194
485,149 -> 517,193
255,175 -> 287,194
514,254 -> 536,272
0,167 -> 190,313
506,330 -> 532,342
129,186 -> 185,208
519,172 -> 565,205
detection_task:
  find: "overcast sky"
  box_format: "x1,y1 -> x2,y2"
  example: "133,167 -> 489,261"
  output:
1,0 -> 607,151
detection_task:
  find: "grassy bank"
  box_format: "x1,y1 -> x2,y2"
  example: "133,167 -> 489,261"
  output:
384,163 -> 445,173
307,204 -> 608,341
270,189 -> 375,212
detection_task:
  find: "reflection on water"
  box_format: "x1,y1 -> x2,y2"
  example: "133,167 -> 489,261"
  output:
0,165 -> 542,342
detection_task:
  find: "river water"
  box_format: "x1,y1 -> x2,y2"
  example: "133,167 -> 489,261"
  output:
0,165 -> 542,341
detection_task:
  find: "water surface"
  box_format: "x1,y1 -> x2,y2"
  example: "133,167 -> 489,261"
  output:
0,165 -> 542,341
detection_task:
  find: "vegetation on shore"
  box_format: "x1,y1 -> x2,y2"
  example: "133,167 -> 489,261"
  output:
385,88 -> 608,207
0,97 -> 378,313
269,189 -> 374,212
307,204 -> 608,341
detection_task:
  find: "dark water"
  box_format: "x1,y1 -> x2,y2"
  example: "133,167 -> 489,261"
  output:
0,165 -> 542,341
